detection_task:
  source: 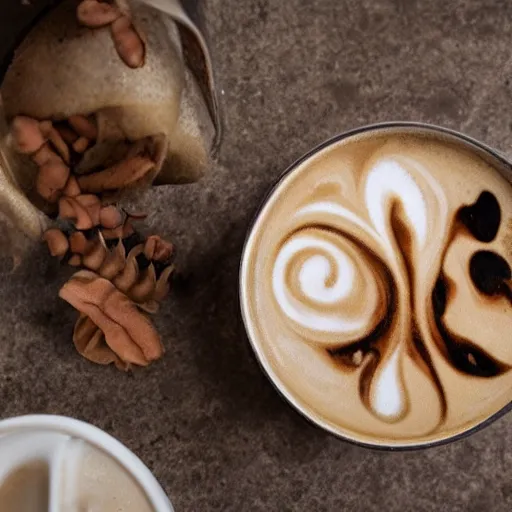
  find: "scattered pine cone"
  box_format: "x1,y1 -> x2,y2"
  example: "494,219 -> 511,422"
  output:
60,270 -> 165,370
77,0 -> 145,69
58,230 -> 174,369
7,2 -> 174,370
11,112 -> 174,370
6,1 -> 182,370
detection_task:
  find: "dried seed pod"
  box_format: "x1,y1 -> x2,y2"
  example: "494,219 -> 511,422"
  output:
138,300 -> 159,315
75,194 -> 101,226
99,205 -> 123,229
68,115 -> 98,140
73,136 -> 90,153
110,15 -> 145,69
77,0 -> 121,27
102,289 -> 164,362
129,265 -> 157,303
153,265 -> 175,303
73,314 -> 124,368
40,121 -> 70,164
69,254 -> 82,267
43,229 -> 69,258
144,235 -> 173,262
55,123 -> 79,145
59,271 -> 163,366
62,176 -> 81,197
32,143 -> 61,167
77,156 -> 154,193
39,120 -> 52,133
36,160 -> 70,203
99,239 -> 126,280
11,116 -> 46,154
83,239 -> 108,271
101,225 -> 124,240
69,231 -> 89,254
113,245 -> 141,292
59,197 -> 94,230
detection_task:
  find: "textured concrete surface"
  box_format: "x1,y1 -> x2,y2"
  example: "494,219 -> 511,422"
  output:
2,0 -> 512,510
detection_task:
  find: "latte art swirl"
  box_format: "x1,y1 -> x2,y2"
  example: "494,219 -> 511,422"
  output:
242,130 -> 512,445
272,156 -> 453,424
273,229 -> 386,344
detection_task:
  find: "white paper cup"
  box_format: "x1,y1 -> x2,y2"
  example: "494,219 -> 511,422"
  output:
0,415 -> 174,511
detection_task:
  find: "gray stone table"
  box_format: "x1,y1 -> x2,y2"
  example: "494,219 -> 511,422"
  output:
1,0 -> 512,510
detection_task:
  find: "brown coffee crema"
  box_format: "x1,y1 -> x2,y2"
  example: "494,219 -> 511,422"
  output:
241,128 -> 512,446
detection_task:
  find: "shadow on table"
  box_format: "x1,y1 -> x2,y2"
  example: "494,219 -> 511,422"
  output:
167,213 -> 352,465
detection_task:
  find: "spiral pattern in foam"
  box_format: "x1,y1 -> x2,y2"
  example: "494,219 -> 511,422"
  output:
271,156 -> 453,425
243,131 -> 512,443
272,228 -> 386,347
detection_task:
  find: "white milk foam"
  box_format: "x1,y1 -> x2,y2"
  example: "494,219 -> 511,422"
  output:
272,158 -> 430,420
365,159 -> 428,250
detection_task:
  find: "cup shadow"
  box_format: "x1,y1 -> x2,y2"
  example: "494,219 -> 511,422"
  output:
167,217 -> 336,463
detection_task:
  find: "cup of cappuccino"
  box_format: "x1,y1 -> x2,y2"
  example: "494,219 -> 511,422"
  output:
240,122 -> 512,449
0,415 -> 174,511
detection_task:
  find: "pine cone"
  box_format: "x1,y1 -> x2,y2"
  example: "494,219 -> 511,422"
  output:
5,0 -> 191,370
59,232 -> 174,370
32,110 -> 175,371
60,270 -> 164,370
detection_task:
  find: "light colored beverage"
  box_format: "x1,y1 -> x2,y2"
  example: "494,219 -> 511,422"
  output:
0,415 -> 173,511
240,124 -> 512,448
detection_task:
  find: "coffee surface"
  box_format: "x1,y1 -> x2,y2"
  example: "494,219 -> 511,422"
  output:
0,461 -> 49,512
241,128 -> 512,446
0,432 -> 155,511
